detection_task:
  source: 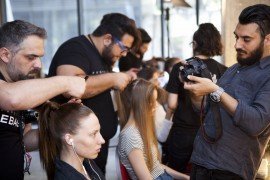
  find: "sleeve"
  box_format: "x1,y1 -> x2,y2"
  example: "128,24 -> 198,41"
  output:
156,119 -> 173,143
233,78 -> 270,136
52,40 -> 91,74
166,63 -> 182,94
123,129 -> 144,156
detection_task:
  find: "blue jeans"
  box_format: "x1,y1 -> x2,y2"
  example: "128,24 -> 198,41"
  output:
155,171 -> 173,180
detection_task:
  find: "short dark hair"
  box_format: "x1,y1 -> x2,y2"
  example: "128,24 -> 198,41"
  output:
138,28 -> 151,43
92,13 -> 140,49
239,4 -> 270,38
137,67 -> 158,81
0,20 -> 47,53
193,23 -> 222,57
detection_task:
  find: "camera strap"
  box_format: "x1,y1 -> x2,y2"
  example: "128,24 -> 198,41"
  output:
200,68 -> 223,144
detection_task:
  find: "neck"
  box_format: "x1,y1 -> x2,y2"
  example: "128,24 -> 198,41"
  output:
60,149 -> 86,176
194,54 -> 210,60
0,63 -> 12,82
125,111 -> 136,128
86,34 -> 103,55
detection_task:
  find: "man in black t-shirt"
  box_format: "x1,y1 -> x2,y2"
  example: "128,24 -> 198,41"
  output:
0,20 -> 86,180
166,23 -> 227,173
48,13 -> 140,173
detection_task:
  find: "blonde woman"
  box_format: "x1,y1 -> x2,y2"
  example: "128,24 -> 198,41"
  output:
117,79 -> 189,180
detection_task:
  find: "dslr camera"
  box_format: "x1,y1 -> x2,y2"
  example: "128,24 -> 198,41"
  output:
179,57 -> 208,82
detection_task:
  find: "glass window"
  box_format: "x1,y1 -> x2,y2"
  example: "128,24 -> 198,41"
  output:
8,0 -> 78,73
6,0 -> 222,72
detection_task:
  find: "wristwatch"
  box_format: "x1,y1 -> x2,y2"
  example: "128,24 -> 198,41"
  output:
210,87 -> 224,102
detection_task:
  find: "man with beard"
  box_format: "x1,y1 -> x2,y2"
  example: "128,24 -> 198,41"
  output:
0,20 -> 86,180
48,13 -> 140,174
183,4 -> 270,180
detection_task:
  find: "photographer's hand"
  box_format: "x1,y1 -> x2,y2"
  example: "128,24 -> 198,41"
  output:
184,75 -> 218,96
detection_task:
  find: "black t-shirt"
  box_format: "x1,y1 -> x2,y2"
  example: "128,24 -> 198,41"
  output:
48,35 -> 118,140
0,73 -> 24,180
166,58 -> 227,130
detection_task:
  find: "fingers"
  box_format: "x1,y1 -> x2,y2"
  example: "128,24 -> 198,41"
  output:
68,98 -> 82,104
187,75 -> 201,82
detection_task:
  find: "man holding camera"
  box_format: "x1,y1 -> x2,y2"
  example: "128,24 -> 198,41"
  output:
0,20 -> 86,180
184,4 -> 270,180
165,23 -> 227,173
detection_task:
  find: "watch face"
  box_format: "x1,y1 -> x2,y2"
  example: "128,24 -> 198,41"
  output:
210,93 -> 220,102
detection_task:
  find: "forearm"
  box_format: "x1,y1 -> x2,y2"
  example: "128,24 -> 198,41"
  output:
0,76 -> 70,110
23,129 -> 39,152
220,92 -> 238,116
162,164 -> 189,179
83,73 -> 115,98
165,108 -> 174,120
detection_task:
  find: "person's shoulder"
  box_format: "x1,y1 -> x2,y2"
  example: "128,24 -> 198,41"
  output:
60,35 -> 88,48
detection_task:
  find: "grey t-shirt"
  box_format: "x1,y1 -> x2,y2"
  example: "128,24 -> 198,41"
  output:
117,125 -> 164,179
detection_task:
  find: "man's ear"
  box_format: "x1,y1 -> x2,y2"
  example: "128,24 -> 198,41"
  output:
264,34 -> 270,46
103,34 -> 113,47
0,47 -> 12,63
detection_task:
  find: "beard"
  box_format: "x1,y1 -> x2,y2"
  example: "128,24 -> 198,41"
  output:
236,41 -> 264,66
102,44 -> 115,69
7,58 -> 41,81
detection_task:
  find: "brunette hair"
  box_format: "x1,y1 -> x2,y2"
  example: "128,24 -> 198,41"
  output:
116,79 -> 160,170
38,102 -> 94,180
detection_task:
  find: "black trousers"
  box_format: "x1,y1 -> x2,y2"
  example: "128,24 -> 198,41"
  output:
94,140 -> 109,174
167,129 -> 197,172
191,164 -> 243,180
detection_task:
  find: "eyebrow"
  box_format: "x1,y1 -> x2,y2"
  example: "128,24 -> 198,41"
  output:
26,54 -> 44,58
233,32 -> 252,39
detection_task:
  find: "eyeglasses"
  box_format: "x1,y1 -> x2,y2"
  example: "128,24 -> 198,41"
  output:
113,37 -> 131,53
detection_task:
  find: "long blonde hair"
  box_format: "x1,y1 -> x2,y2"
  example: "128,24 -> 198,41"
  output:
116,79 -> 160,170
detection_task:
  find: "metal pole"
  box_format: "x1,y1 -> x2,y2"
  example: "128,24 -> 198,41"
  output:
160,0 -> 164,58
196,0 -> 199,25
165,7 -> 170,57
0,0 -> 7,24
76,0 -> 83,35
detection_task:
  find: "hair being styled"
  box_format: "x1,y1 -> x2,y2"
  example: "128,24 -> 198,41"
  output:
138,28 -> 152,43
192,23 -> 222,57
116,79 -> 159,171
92,13 -> 140,49
38,102 -> 94,180
239,4 -> 270,38
0,20 -> 47,53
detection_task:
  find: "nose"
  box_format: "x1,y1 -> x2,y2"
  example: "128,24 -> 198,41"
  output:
34,58 -> 42,69
98,133 -> 105,145
234,38 -> 243,50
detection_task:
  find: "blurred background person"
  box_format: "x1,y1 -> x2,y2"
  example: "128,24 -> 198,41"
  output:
165,22 -> 227,173
39,102 -> 105,180
119,28 -> 152,72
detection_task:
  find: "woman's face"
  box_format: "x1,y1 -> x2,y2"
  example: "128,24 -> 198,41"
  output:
70,113 -> 105,159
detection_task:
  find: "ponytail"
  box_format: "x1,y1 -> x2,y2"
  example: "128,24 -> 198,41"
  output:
38,102 -> 60,180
